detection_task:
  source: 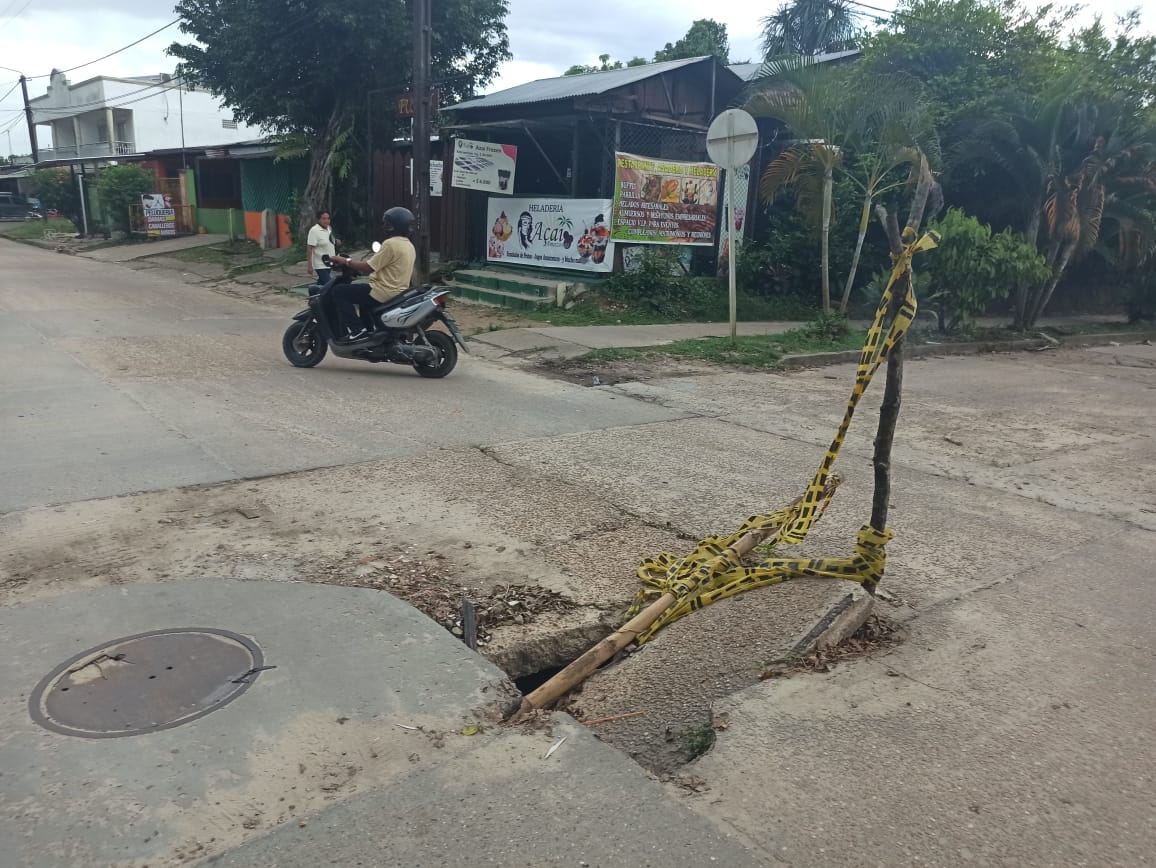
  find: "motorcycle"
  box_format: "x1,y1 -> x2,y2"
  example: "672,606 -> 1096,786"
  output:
281,246 -> 469,378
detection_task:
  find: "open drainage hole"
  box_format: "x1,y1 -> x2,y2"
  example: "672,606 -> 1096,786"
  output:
514,665 -> 565,695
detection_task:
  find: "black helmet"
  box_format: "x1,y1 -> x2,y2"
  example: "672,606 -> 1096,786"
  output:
382,206 -> 415,237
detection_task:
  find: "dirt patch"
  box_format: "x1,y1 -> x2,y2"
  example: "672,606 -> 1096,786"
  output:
313,551 -> 578,646
759,613 -> 903,680
531,354 -> 721,387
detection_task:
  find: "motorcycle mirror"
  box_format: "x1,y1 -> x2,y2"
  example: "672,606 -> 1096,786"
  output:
372,241 -> 382,253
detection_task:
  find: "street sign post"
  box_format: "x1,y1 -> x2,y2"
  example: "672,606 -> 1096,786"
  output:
707,109 -> 759,342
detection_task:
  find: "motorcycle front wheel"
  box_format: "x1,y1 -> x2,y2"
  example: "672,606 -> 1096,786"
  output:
413,330 -> 458,378
282,321 -> 328,368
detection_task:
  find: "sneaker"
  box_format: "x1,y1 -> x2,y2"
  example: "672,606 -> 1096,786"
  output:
346,328 -> 369,341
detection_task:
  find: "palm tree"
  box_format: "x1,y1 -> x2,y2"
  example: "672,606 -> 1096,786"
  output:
748,60 -> 848,311
748,58 -> 936,312
961,81 -> 1156,327
761,0 -> 859,59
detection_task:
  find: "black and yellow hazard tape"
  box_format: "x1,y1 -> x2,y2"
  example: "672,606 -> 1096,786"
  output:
626,229 -> 940,643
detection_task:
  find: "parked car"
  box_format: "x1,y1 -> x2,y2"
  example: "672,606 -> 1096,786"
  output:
0,192 -> 34,221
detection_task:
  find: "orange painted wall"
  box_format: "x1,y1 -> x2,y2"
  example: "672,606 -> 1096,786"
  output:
244,211 -> 263,244
241,210 -> 291,247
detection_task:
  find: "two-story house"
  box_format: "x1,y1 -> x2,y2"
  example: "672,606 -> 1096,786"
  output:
29,70 -> 262,163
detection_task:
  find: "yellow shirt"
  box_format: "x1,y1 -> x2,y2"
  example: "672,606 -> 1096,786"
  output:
367,236 -> 417,302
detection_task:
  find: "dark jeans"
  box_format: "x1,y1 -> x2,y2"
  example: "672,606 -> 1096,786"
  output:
313,267 -> 331,286
331,282 -> 378,335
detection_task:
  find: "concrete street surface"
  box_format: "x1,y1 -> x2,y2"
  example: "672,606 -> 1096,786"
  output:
1,239 -> 1154,866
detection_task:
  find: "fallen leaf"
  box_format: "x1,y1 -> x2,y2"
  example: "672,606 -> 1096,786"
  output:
461,724 -> 479,736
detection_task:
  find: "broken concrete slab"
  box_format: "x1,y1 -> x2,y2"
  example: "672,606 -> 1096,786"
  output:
570,581 -> 871,774
684,526 -> 1156,868
0,579 -> 761,867
213,716 -> 763,868
0,579 -> 515,866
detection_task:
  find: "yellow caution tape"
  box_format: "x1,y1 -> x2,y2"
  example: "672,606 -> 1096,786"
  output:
626,229 -> 939,643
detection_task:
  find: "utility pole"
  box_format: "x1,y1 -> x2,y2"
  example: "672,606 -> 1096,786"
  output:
411,0 -> 432,280
20,76 -> 38,164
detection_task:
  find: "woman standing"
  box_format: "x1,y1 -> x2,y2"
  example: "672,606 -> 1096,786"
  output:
306,211 -> 340,284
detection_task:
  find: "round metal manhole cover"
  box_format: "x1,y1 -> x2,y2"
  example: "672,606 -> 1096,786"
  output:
29,628 -> 267,738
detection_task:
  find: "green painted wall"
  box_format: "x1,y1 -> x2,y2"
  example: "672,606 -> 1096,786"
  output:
195,207 -> 238,237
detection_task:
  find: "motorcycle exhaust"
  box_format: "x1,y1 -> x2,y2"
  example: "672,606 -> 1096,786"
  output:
387,343 -> 438,364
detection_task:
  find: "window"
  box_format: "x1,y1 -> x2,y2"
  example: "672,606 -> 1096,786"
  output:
222,119 -> 238,130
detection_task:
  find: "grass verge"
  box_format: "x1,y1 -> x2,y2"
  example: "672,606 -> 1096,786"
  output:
520,291 -> 818,327
167,239 -> 265,264
0,217 -> 76,239
579,327 -> 868,368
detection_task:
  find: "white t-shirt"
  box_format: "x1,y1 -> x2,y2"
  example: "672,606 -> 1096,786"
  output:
307,223 -> 335,268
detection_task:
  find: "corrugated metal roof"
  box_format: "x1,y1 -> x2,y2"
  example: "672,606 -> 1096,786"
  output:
728,50 -> 862,82
448,56 -> 728,113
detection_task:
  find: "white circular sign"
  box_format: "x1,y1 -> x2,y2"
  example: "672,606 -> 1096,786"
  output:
706,109 -> 759,170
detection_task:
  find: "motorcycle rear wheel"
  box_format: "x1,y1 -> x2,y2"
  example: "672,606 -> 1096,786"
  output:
413,330 -> 458,378
282,321 -> 328,368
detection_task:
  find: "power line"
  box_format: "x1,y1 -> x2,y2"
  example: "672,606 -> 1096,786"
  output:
29,76 -> 188,113
0,0 -> 32,28
25,18 -> 181,80
0,79 -> 20,103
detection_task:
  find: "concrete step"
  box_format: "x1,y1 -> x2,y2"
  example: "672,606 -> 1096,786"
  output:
448,281 -> 549,310
453,268 -> 559,299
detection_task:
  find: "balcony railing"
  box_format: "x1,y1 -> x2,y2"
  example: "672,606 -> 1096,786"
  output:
37,141 -> 137,161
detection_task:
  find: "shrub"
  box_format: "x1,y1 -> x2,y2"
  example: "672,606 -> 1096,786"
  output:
605,248 -> 718,318
920,209 -> 1051,333
95,164 -> 158,233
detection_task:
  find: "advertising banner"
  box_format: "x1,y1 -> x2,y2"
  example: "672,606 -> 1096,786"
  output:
140,193 -> 177,237
718,162 -> 752,268
610,152 -> 720,245
451,138 -> 517,194
487,197 -> 614,273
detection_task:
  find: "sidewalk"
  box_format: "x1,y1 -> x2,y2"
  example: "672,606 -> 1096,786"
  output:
468,314 -> 1131,360
77,232 -> 229,262
470,321 -> 809,358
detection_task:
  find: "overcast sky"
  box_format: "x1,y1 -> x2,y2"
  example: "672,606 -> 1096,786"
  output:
1,0 -> 1150,154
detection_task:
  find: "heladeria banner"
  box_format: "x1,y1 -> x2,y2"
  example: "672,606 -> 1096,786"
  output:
611,152 -> 720,246
487,198 -> 614,273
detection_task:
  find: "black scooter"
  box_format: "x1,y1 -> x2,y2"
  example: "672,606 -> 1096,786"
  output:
281,251 -> 468,378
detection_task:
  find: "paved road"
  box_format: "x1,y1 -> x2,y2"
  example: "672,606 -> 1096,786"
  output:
0,242 -> 682,512
3,239 -> 1154,867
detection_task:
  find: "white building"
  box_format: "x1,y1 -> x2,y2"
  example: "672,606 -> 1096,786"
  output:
29,70 -> 263,162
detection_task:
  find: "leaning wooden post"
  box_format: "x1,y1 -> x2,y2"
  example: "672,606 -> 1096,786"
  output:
870,154 -> 935,535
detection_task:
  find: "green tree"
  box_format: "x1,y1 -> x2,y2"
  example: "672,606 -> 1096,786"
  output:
960,78 -> 1156,327
857,0 -> 1064,146
95,164 -> 156,233
169,0 -> 510,237
760,0 -> 859,59
654,19 -> 730,63
27,168 -> 82,227
563,54 -> 647,76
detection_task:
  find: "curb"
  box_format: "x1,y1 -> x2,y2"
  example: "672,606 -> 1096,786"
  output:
779,331 -> 1156,368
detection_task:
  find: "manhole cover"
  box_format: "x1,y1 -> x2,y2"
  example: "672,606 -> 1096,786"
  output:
29,628 -> 267,738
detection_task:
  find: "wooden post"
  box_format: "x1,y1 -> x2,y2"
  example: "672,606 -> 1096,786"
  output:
870,153 -> 935,534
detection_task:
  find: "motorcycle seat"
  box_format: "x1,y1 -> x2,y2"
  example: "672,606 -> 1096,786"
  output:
371,287 -> 423,313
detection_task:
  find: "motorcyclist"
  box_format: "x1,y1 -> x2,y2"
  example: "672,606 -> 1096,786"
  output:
328,206 -> 417,340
